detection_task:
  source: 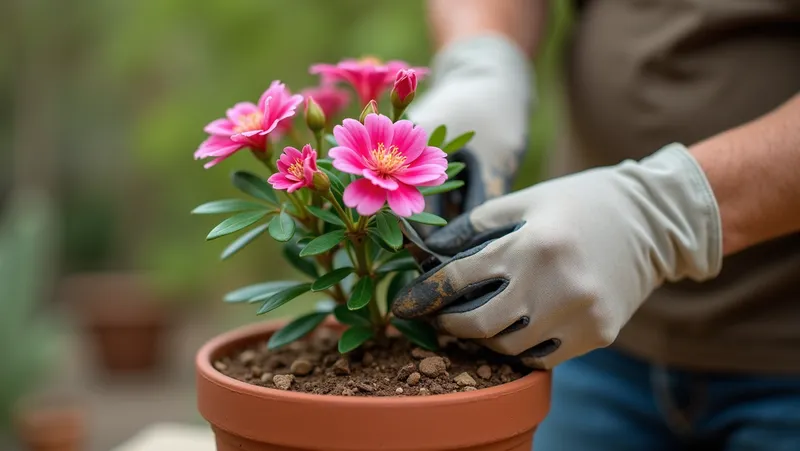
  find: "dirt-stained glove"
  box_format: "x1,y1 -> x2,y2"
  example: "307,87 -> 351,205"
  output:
393,144 -> 723,369
408,34 -> 533,217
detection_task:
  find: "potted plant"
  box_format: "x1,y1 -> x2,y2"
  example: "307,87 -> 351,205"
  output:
194,58 -> 550,451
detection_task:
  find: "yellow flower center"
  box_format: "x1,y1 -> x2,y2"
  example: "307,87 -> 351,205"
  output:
359,56 -> 383,67
288,158 -> 305,180
233,111 -> 264,133
369,143 -> 407,175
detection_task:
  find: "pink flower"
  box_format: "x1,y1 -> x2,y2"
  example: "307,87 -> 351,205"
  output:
194,81 -> 303,168
268,144 -> 319,193
301,85 -> 351,120
310,57 -> 428,106
329,114 -> 447,217
392,69 -> 418,103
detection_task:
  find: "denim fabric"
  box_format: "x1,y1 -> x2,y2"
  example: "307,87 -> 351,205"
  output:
533,347 -> 800,451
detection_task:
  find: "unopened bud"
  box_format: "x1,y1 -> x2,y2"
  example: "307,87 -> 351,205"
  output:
312,171 -> 331,193
304,96 -> 326,133
391,69 -> 417,109
359,100 -> 379,123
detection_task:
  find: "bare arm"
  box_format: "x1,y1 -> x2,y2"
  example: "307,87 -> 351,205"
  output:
692,93 -> 800,256
426,0 -> 548,56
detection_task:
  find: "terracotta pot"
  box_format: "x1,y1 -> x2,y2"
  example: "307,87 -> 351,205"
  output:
15,404 -> 85,451
62,272 -> 171,373
196,321 -> 551,451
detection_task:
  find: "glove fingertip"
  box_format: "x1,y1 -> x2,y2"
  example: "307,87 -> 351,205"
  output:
425,214 -> 477,255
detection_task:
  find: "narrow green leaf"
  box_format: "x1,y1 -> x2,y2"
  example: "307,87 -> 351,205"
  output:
377,255 -> 418,274
405,212 -> 448,227
347,277 -> 374,310
367,229 -> 397,253
316,158 -> 334,171
299,230 -> 347,257
325,134 -> 338,148
256,283 -> 312,315
338,326 -> 374,353
427,125 -> 447,148
375,211 -> 403,250
224,280 -> 299,303
333,304 -> 371,327
386,271 -> 417,308
283,242 -> 319,278
390,318 -> 439,351
320,167 -> 345,195
267,311 -> 329,349
268,210 -> 296,242
419,180 -> 465,196
307,205 -> 345,227
311,267 -> 354,292
445,162 -> 466,179
221,223 -> 269,260
206,211 -> 267,240
442,131 -> 476,154
192,199 -> 267,214
231,171 -> 278,204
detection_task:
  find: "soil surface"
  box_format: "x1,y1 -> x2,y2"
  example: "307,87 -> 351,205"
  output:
214,329 -> 530,397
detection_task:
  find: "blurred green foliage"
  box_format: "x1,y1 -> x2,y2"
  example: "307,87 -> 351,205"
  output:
3,1 -> 572,314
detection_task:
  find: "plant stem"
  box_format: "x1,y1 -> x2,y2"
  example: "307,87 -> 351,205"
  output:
352,234 -> 384,331
314,131 -> 324,157
324,192 -> 355,232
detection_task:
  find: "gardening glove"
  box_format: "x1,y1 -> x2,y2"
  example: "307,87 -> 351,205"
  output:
392,144 -> 723,369
408,33 -> 534,220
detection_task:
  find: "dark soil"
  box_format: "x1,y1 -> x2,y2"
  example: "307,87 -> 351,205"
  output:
214,329 -> 530,397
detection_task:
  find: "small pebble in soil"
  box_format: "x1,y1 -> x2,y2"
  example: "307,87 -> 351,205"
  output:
462,386 -> 477,392
251,366 -> 262,377
396,387 -> 404,394
362,352 -> 374,366
333,358 -> 350,375
406,372 -> 421,386
477,365 -> 492,380
499,364 -> 513,375
273,374 -> 294,390
290,359 -> 313,376
419,388 -> 431,396
396,363 -> 416,381
356,382 -> 375,393
261,372 -> 274,383
213,361 -> 227,371
430,383 -> 445,394
341,388 -> 355,396
443,357 -> 452,369
419,357 -> 447,377
239,350 -> 256,365
411,347 -> 437,359
454,372 -> 477,387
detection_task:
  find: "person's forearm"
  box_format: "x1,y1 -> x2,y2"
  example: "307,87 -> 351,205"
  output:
426,0 -> 548,56
691,93 -> 800,256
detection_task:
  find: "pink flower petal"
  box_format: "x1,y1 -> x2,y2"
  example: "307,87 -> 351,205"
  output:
334,119 -> 372,157
412,146 -> 448,168
362,169 -> 399,191
393,164 -> 447,185
287,181 -> 306,193
226,102 -> 258,122
390,120 -> 427,162
387,183 -> 424,217
418,174 -> 448,187
204,118 -> 235,136
343,178 -> 387,216
194,136 -> 243,158
364,114 -> 394,150
268,173 -> 294,190
329,147 -> 367,174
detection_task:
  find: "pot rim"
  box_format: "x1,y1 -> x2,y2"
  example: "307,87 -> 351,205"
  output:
197,319 -> 549,406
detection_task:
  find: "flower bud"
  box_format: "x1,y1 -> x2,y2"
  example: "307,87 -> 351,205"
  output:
304,96 -> 326,133
390,69 -> 417,108
311,170 -> 331,193
358,99 -> 379,124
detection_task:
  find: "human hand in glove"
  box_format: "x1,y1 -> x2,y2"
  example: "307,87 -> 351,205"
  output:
393,144 -> 723,369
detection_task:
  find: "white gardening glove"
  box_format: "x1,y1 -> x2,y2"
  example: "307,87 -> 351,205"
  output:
408,33 -> 533,216
393,144 -> 723,369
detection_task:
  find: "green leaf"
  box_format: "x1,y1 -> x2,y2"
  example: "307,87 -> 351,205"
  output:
445,162 -> 466,179
256,283 -> 312,315
269,209 -> 296,242
320,167 -> 345,195
299,230 -> 347,257
283,242 -> 319,278
311,267 -> 354,292
419,180 -> 465,196
316,158 -> 334,171
442,131 -> 476,154
377,255 -> 418,274
375,211 -> 403,250
405,212 -> 448,227
390,318 -> 439,351
307,205 -> 345,227
223,280 -> 299,303
192,199 -> 268,214
427,125 -> 447,148
367,229 -> 396,253
267,311 -> 329,349
232,171 -> 278,204
347,277 -> 374,310
206,211 -> 267,240
386,271 -> 416,308
333,304 -> 371,327
338,326 -> 374,353
221,223 -> 268,260
325,134 -> 338,148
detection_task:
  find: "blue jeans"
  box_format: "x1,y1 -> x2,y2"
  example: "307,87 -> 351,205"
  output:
533,347 -> 800,451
